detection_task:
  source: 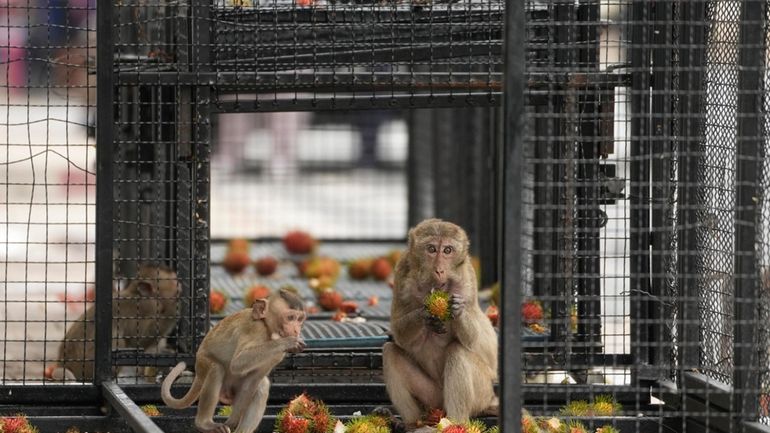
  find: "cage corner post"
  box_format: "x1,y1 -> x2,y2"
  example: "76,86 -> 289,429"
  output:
733,0 -> 766,428
500,0 -> 524,431
95,0 -> 116,388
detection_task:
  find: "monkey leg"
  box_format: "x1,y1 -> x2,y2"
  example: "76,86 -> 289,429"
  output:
382,343 -> 442,426
194,362 -> 230,433
231,377 -> 269,433
443,343 -> 496,423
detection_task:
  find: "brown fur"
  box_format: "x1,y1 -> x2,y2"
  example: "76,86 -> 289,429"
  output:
55,264 -> 181,381
383,219 -> 498,425
161,289 -> 306,433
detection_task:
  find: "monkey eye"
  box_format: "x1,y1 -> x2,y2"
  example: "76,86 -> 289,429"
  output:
427,245 -> 437,254
288,314 -> 295,321
443,246 -> 453,255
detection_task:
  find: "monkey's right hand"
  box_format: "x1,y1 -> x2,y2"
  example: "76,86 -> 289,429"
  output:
423,314 -> 448,335
284,336 -> 306,353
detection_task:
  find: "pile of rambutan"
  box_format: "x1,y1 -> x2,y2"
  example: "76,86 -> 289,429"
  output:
559,395 -> 622,417
275,394 -> 337,433
0,415 -> 38,433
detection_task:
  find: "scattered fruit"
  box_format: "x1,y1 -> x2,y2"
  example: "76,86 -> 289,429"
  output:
283,231 -> 317,255
464,420 -> 487,433
318,290 -> 343,311
442,426 -> 468,433
309,275 -> 335,294
521,300 -> 543,324
210,290 -> 228,314
344,415 -> 390,433
218,406 -> 233,416
331,311 -> 347,322
485,305 -> 499,326
560,400 -> 591,417
306,305 -> 320,314
348,259 -> 372,280
223,250 -> 251,274
141,405 -> 161,417
340,301 -> 359,314
387,250 -> 402,267
228,238 -> 250,253
0,415 -> 38,433
424,290 -> 452,322
520,409 -> 540,433
275,394 -> 337,433
566,421 -> 588,433
304,257 -> 341,280
370,258 -> 392,281
529,323 -> 546,334
591,395 -> 622,416
255,256 -> 279,276
368,296 -> 379,306
244,284 -> 271,307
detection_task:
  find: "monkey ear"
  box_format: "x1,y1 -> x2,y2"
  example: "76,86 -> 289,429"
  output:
252,298 -> 268,320
136,281 -> 155,296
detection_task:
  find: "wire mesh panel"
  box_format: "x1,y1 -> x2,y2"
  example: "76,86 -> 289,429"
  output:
0,0 -> 97,387
509,0 -> 770,432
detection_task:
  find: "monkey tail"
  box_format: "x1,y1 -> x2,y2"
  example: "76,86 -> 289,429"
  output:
161,362 -> 202,409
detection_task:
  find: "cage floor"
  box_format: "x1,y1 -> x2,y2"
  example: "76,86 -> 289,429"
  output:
210,240 -> 548,345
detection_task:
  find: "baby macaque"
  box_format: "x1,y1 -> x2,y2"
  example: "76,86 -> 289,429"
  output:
55,264 -> 181,381
161,288 -> 306,433
383,219 -> 498,425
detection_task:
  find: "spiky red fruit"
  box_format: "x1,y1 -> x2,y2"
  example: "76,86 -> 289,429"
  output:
521,301 -> 543,324
311,410 -> 333,433
255,256 -> 279,276
348,259 -> 371,280
443,425 -> 468,433
244,285 -> 271,307
223,250 -> 251,274
284,231 -> 316,254
340,301 -> 358,314
281,414 -> 311,433
287,394 -> 316,417
424,408 -> 445,426
318,290 -> 343,311
210,290 -> 227,314
370,258 -> 392,281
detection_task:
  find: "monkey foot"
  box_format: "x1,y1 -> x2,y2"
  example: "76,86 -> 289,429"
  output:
199,423 -> 231,433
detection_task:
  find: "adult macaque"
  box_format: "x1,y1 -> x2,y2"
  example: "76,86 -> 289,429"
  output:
55,264 -> 181,381
383,219 -> 498,425
161,289 -> 306,433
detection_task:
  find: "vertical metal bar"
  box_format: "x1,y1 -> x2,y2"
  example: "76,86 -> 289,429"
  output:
733,0 -> 764,425
676,0 -> 706,377
629,0 -> 651,384
407,110 -> 435,226
95,0 -> 116,385
501,0 -> 524,432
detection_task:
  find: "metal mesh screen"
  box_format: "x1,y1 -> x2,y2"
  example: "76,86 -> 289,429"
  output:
0,0 -> 96,384
510,0 -> 770,431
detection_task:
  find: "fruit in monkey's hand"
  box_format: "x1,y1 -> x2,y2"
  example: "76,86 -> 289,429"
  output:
227,238 -> 250,253
244,284 -> 271,307
370,258 -> 392,281
255,256 -> 279,276
485,305 -> 499,326
304,257 -> 341,280
223,250 -> 251,274
210,290 -> 228,314
283,230 -> 317,255
424,290 -> 452,322
318,290 -> 343,311
521,300 -> 543,324
347,259 -> 371,280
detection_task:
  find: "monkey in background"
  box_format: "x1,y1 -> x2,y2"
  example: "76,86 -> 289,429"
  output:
54,264 -> 181,381
161,288 -> 306,433
383,219 -> 498,426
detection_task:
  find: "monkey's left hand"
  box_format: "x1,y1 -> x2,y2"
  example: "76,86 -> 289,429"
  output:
451,294 -> 465,318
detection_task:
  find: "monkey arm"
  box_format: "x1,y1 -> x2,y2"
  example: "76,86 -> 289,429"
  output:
390,306 -> 429,348
452,308 -> 498,368
230,337 -> 289,377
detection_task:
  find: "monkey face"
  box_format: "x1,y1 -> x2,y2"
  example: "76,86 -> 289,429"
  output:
279,309 -> 306,338
419,237 -> 465,288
